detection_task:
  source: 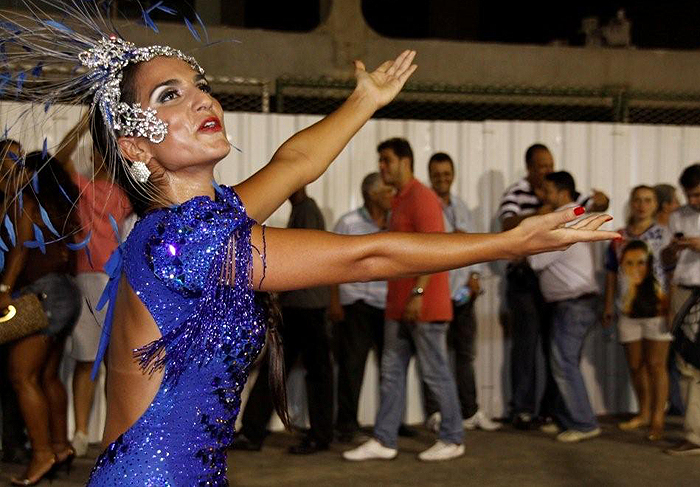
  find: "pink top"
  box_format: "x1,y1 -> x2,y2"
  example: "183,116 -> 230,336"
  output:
72,172 -> 132,273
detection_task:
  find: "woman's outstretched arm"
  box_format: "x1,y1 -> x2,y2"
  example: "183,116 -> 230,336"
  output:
235,50 -> 417,223
251,208 -> 619,292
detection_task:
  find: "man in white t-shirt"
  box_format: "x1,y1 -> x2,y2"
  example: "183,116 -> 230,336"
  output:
528,171 -> 601,443
663,163 -> 700,456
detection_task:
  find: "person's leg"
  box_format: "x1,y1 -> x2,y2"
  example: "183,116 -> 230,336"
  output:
644,338 -> 671,437
621,339 -> 651,427
508,288 -> 540,419
72,361 -> 97,436
452,302 -> 478,419
549,299 -> 598,432
413,322 -> 463,446
42,337 -> 73,460
336,301 -> 375,436
538,300 -> 559,420
373,320 -> 413,449
679,358 -> 700,446
667,347 -> 686,415
7,334 -> 55,481
299,308 -> 334,446
239,307 -> 301,445
0,344 -> 28,462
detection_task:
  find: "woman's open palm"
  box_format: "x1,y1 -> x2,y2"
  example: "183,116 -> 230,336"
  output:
354,50 -> 417,108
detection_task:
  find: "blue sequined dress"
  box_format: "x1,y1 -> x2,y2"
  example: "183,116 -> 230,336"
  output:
87,186 -> 266,486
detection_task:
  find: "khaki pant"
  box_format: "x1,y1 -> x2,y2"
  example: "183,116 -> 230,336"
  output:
672,285 -> 700,444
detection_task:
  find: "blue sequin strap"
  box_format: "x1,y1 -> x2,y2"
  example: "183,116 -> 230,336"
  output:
90,242 -> 125,380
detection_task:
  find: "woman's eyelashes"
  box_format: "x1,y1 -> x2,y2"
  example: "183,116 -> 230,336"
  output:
156,83 -> 211,104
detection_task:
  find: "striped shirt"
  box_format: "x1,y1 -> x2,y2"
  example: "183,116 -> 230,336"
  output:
498,177 -> 592,224
333,207 -> 388,310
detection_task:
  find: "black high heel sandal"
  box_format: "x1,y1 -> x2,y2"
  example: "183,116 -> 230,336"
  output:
9,455 -> 57,486
54,447 -> 76,476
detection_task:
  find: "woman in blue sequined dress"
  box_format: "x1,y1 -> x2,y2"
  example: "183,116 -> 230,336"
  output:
0,3 -> 619,485
80,50 -> 618,485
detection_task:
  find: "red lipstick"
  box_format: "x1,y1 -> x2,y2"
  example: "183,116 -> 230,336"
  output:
198,116 -> 222,133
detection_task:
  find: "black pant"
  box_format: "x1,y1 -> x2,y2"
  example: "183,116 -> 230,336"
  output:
423,300 -> 479,419
334,300 -> 384,434
241,307 -> 333,445
0,344 -> 27,452
506,264 -> 557,417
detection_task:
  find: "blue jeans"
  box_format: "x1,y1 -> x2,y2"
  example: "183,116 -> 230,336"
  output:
374,320 -> 463,448
550,296 -> 599,432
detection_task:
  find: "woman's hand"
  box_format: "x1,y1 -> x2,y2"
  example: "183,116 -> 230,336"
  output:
509,207 -> 620,259
353,50 -> 417,109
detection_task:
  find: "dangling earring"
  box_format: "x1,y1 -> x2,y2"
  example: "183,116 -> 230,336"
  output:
130,161 -> 151,183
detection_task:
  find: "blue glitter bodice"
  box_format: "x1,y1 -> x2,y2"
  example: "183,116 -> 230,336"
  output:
87,186 -> 266,486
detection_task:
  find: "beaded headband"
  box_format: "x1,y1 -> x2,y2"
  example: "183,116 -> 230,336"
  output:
78,36 -> 205,144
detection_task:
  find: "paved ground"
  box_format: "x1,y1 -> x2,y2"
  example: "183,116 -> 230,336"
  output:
1,416 -> 698,486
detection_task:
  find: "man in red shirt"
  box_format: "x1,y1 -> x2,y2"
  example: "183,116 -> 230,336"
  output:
343,138 -> 464,462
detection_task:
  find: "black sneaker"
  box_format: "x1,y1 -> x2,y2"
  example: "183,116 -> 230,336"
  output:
230,434 -> 263,451
288,437 -> 330,455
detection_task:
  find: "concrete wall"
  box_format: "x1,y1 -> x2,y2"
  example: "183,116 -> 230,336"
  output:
113,0 -> 700,93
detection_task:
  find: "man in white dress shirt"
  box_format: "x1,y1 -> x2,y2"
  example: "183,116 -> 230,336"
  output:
527,171 -> 601,443
664,164 -> 700,456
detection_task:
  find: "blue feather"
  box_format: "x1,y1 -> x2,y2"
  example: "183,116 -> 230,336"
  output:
0,236 -> 7,252
0,251 -> 4,274
146,1 -> 164,13
108,214 -> 121,245
41,138 -> 48,159
66,230 -> 92,251
44,101 -> 52,113
45,20 -> 73,34
183,17 -> 200,42
39,204 -> 60,238
16,71 -> 25,92
24,224 -> 46,254
18,191 -> 22,212
85,246 -> 94,269
7,151 -> 19,163
31,62 -> 43,77
142,10 -> 159,33
194,11 -> 210,43
0,72 -> 11,95
156,4 -> 177,15
58,183 -> 73,203
4,215 -> 15,246
32,172 -> 39,193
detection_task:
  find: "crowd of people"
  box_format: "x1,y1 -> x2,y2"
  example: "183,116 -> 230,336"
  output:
1,130 -> 699,480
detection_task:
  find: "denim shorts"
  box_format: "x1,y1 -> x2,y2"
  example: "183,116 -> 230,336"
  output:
16,273 -> 82,338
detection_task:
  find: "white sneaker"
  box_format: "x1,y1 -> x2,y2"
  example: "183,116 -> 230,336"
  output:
556,428 -> 602,443
425,412 -> 441,433
463,410 -> 502,431
342,438 -> 398,461
72,430 -> 89,457
418,440 -> 465,461
539,423 -> 561,435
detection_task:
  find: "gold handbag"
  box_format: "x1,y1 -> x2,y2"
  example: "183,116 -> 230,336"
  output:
0,293 -> 49,345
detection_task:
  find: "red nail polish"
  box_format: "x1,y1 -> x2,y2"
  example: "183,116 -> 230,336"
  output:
574,206 -> 585,216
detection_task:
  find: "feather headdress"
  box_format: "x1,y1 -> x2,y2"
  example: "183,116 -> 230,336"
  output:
0,0 -> 211,270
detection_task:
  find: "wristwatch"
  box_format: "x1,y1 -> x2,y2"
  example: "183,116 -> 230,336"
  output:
410,286 -> 424,297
